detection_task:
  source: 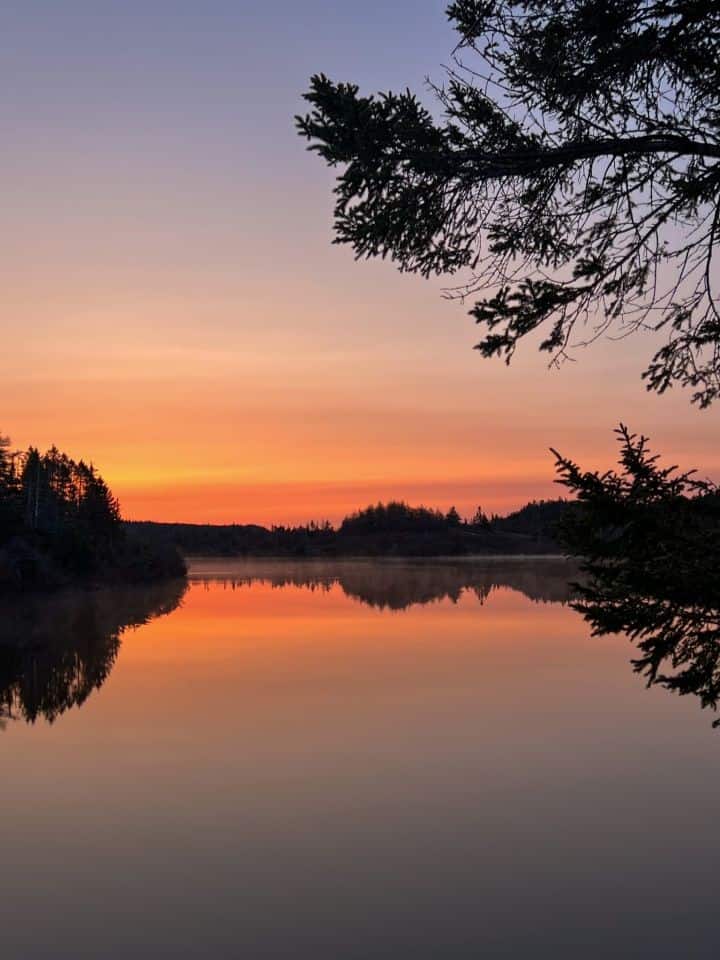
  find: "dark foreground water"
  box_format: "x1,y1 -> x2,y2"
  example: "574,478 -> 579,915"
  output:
1,558 -> 718,959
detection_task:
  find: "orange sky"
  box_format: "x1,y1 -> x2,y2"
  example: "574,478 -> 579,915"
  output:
3,3 -> 718,525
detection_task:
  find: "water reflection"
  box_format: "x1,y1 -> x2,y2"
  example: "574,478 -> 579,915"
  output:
3,556 -> 718,732
192,558 -> 720,727
0,578 -> 187,726
2,561 -> 719,958
573,568 -> 720,726
189,557 -> 578,609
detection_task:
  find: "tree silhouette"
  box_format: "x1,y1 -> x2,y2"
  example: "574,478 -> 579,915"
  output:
0,435 -> 22,534
298,1 -> 720,405
445,505 -> 462,526
471,506 -> 490,529
0,431 -> 185,587
554,426 -> 720,724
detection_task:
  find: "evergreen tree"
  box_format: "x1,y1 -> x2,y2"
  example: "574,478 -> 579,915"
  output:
554,426 -> 720,724
0,434 -> 22,536
298,0 -> 720,405
471,506 -> 490,529
446,506 -> 462,527
0,431 -> 184,587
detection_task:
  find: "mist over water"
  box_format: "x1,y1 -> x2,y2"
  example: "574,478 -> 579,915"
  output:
187,556 -> 578,608
1,559 -> 718,958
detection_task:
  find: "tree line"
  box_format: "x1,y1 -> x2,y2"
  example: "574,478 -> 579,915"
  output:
128,497 -> 568,559
0,433 -> 185,589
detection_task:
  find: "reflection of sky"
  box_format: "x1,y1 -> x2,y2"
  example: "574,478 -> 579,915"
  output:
3,571 -> 720,957
2,1 -> 718,523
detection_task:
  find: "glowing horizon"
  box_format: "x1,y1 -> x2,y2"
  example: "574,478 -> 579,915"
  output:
3,1 -> 718,525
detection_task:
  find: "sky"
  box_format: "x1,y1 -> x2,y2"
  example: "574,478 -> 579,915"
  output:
2,0 -> 718,525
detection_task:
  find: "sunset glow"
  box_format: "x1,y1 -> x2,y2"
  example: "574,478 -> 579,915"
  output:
4,1 -> 718,525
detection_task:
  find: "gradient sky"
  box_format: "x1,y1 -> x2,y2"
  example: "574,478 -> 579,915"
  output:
2,0 -> 718,524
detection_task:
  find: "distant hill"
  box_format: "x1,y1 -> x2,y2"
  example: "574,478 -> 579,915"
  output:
126,499 -> 572,558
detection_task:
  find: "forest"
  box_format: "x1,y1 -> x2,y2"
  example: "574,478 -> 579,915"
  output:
0,433 -> 185,590
128,498 -> 569,558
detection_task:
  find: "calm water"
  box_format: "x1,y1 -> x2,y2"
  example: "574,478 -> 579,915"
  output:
1,558 -> 718,959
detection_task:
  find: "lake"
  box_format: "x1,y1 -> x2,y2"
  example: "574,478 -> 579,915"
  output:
1,558 -> 718,959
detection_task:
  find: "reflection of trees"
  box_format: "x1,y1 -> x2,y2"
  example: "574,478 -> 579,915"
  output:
555,426 -> 720,726
0,578 -> 187,725
192,558 -> 577,610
